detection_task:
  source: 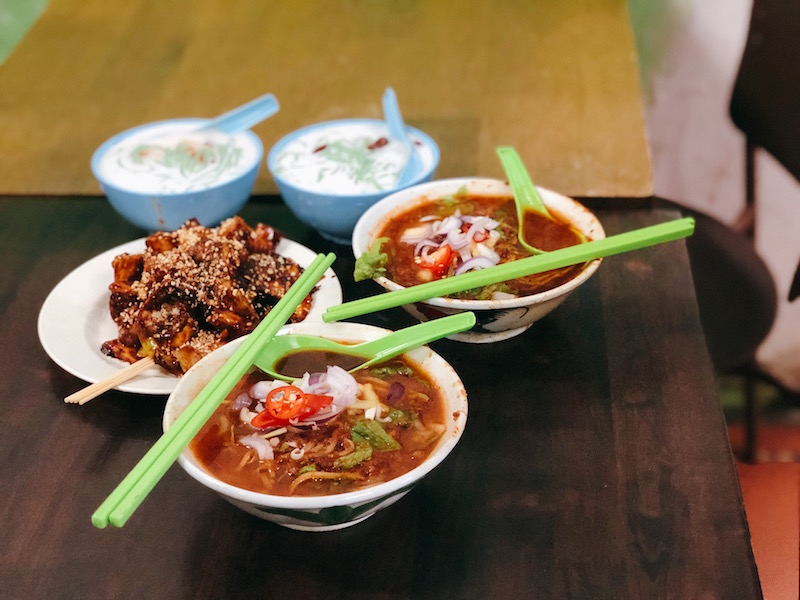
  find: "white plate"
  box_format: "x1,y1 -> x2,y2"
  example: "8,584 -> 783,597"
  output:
37,237 -> 342,395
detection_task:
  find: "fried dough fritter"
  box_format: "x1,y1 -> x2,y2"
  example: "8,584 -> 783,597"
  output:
101,216 -> 315,375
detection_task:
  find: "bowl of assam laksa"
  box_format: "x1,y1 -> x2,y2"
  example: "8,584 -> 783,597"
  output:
163,321 -> 467,531
351,178 -> 605,343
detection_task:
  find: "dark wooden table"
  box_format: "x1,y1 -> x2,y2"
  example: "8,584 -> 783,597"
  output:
0,197 -> 761,599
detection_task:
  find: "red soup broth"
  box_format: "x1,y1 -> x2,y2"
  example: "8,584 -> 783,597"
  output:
377,194 -> 587,299
190,351 -> 447,497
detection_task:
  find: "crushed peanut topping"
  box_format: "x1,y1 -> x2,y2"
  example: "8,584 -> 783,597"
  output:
101,216 -> 314,375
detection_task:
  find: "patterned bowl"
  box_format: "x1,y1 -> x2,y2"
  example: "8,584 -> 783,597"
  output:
351,177 -> 606,343
162,321 -> 468,531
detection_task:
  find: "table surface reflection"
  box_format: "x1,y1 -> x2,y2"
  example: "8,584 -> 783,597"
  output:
0,197 -> 761,599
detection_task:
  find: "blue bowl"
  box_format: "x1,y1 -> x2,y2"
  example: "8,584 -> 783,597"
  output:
267,118 -> 439,244
91,118 -> 263,232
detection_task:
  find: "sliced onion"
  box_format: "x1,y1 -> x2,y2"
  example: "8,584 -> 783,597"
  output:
250,379 -> 284,400
414,238 -> 440,257
474,243 -> 501,264
434,215 -> 463,237
233,392 -> 252,411
463,215 -> 500,230
328,367 -> 359,405
445,228 -> 470,250
491,291 -> 517,300
408,211 -> 502,263
239,407 -> 257,425
400,223 -> 433,244
386,381 -> 405,404
455,256 -> 497,274
239,434 -> 274,461
290,365 -> 360,426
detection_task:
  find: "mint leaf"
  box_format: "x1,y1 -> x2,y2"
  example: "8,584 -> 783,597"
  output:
333,442 -> 373,469
353,238 -> 389,282
351,420 -> 401,451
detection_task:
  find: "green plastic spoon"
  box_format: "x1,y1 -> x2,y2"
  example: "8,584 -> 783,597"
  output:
253,312 -> 476,382
496,146 -> 586,254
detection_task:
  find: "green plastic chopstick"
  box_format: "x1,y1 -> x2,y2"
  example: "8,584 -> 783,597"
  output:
92,252 -> 336,529
323,217 -> 695,323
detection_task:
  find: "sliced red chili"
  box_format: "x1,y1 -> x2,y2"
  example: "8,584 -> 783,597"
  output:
250,389 -> 334,429
251,410 -> 282,429
418,245 -> 454,276
265,385 -> 307,421
297,394 -> 334,419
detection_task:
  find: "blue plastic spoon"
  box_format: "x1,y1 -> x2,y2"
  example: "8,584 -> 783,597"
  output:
382,87 -> 423,188
200,93 -> 280,134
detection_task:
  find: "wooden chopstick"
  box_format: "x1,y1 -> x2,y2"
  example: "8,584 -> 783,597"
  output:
91,252 -> 336,529
323,218 -> 696,323
64,357 -> 157,405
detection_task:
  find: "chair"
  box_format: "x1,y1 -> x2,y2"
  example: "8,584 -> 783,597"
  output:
729,0 -> 800,299
656,199 -> 777,463
679,207 -> 777,374
727,3 -> 800,592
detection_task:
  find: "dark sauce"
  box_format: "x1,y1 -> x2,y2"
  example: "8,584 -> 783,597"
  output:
521,209 -> 584,251
275,350 -> 364,378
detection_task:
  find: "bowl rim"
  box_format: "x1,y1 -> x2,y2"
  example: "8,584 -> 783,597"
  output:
351,177 -> 606,310
91,118 -> 264,197
163,321 -> 468,510
266,118 -> 440,198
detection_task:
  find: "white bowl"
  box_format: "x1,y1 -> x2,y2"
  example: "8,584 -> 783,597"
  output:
351,178 -> 605,343
162,321 -> 468,531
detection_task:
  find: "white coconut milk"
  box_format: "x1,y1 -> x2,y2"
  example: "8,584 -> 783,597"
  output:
97,122 -> 260,194
271,122 -> 435,194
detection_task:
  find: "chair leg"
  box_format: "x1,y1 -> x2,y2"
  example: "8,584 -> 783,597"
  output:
790,260 -> 800,302
733,139 -> 756,239
743,369 -> 759,463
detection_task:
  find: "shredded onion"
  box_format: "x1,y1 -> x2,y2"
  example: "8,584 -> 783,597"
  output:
415,238 -> 440,258
250,380 -> 284,400
400,223 -> 433,244
405,210 -> 502,273
239,434 -> 274,461
290,366 -> 360,426
386,381 -> 405,404
233,392 -> 252,411
455,255 -> 498,274
239,407 -> 258,425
